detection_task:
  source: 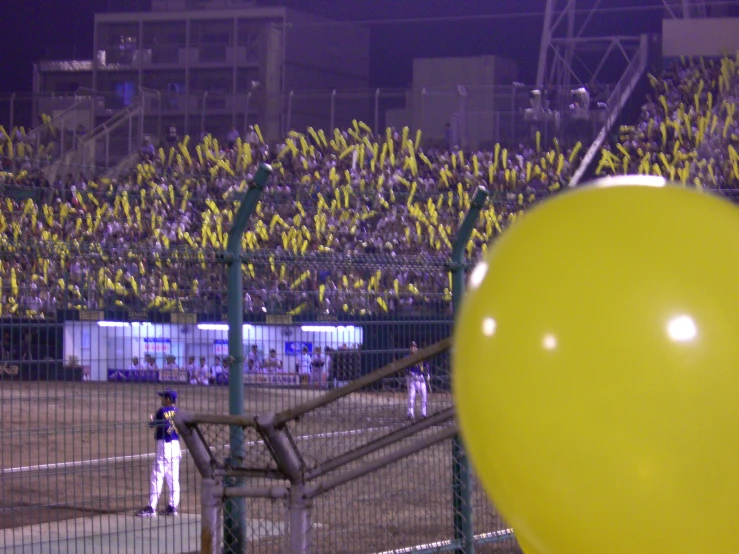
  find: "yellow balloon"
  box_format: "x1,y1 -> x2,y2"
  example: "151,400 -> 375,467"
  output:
516,535 -> 544,554
454,177 -> 739,554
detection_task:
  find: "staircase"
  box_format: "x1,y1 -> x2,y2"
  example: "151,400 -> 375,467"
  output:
43,100 -> 143,182
23,96 -> 91,169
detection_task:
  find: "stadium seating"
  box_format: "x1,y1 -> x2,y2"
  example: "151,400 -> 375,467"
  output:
0,113 -> 586,317
596,54 -> 739,192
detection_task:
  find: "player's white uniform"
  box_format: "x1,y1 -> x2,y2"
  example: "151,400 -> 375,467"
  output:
145,400 -> 181,515
406,362 -> 428,419
310,352 -> 326,387
299,353 -> 312,377
247,351 -> 262,373
211,362 -> 224,382
195,362 -> 210,385
185,361 -> 197,384
263,355 -> 282,373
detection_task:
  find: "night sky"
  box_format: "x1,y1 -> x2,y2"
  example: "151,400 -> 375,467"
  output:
0,0 -> 667,94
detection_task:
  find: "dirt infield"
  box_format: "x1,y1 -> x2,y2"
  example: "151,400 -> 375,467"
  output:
0,381 -> 519,553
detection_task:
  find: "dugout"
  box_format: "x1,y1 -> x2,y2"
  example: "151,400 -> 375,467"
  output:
0,317 -> 75,381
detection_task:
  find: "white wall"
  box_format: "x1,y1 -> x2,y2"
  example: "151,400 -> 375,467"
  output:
663,18 -> 739,57
63,322 -> 363,381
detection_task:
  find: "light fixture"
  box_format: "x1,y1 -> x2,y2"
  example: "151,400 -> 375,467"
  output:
197,323 -> 254,331
97,321 -> 130,327
301,325 -> 355,333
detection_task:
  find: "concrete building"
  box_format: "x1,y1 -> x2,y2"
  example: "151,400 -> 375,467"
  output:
34,0 -> 370,150
385,54 -> 519,149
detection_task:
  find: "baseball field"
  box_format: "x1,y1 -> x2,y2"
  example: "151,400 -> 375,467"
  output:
0,380 -> 518,553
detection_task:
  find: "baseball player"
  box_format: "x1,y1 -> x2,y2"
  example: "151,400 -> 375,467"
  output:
262,348 -> 283,373
136,388 -> 181,517
311,346 -> 326,389
298,345 -> 312,384
247,345 -> 262,373
185,356 -> 197,384
145,355 -> 159,371
196,356 -> 210,385
127,356 -> 141,370
210,356 -> 224,384
406,341 -> 429,420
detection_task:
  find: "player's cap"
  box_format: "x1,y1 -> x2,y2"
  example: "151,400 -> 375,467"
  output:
157,388 -> 178,402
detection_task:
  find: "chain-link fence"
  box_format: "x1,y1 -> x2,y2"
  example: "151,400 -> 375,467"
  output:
3,83 -> 613,164
0,231 -> 522,552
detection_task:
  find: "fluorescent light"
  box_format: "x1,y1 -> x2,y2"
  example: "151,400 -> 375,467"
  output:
197,323 -> 254,331
131,322 -> 152,327
97,321 -> 129,327
301,325 -> 355,333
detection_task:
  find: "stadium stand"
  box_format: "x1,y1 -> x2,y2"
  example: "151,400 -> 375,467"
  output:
597,54 -> 739,191
0,116 -> 584,318
6,54 -> 734,319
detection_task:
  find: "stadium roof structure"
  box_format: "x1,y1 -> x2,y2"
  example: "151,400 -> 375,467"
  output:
536,0 -> 712,91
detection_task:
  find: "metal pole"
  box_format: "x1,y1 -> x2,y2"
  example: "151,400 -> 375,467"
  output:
223,162 -> 273,554
374,88 -> 380,134
243,92 -> 252,137
286,90 -> 294,135
537,0 -> 557,88
60,119 -> 65,162
157,91 -> 162,143
330,89 -> 336,133
458,85 -> 468,150
140,92 -> 145,145
420,88 -> 426,139
451,186 -> 490,554
201,91 -> 208,134
288,484 -> 311,554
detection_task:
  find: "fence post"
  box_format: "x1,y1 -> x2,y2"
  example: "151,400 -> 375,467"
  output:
288,484 -> 311,554
9,93 -> 15,131
202,478 -> 223,554
374,88 -> 380,134
223,162 -> 273,554
457,85 -> 468,150
330,89 -> 336,133
201,91 -> 208,134
451,186 -> 490,554
244,91 -> 252,137
287,90 -> 294,135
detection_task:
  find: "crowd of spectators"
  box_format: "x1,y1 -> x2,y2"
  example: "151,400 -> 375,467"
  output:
17,50 -> 739,320
14,54 -> 733,319
597,54 -> 739,193
0,108 -> 585,319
